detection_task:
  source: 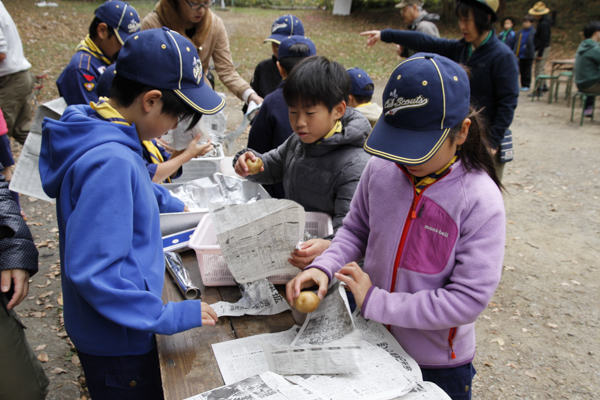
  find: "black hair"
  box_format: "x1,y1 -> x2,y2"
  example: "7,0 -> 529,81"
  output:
447,106 -> 503,190
352,84 -> 374,104
523,15 -> 535,22
455,1 -> 493,35
89,16 -> 116,40
501,17 -> 515,26
583,21 -> 600,39
283,56 -> 351,111
278,43 -> 312,74
110,74 -> 202,131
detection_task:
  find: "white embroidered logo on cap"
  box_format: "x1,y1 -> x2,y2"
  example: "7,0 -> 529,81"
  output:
271,22 -> 288,33
128,19 -> 140,33
384,89 -> 429,116
192,57 -> 202,84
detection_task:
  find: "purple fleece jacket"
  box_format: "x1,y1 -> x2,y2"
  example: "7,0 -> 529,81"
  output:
309,157 -> 505,368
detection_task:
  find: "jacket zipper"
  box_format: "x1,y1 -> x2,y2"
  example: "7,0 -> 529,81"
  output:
389,165 -> 457,360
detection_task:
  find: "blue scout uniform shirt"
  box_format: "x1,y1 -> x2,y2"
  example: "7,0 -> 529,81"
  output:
56,36 -> 112,106
247,81 -> 293,198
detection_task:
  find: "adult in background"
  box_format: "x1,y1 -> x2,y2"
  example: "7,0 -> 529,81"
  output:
142,0 -> 263,106
395,0 -> 439,58
361,0 -> 519,181
0,1 -> 34,146
574,21 -> 600,117
528,1 -> 551,96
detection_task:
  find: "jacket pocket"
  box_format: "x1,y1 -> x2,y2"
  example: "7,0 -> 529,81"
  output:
400,197 -> 458,275
105,364 -> 156,391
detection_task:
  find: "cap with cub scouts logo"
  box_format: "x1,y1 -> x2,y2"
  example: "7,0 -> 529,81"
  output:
364,53 -> 470,165
347,67 -> 374,96
277,36 -> 316,60
95,1 -> 141,45
264,14 -> 304,44
117,28 -> 225,115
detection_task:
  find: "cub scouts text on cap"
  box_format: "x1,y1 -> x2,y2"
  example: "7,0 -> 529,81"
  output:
364,53 -> 470,165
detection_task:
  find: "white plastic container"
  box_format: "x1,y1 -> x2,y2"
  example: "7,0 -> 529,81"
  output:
188,212 -> 333,286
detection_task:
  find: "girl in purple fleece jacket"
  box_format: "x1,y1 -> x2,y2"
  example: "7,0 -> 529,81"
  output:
287,53 -> 505,400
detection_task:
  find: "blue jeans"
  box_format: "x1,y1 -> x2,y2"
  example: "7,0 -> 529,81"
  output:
77,345 -> 164,400
421,363 -> 476,400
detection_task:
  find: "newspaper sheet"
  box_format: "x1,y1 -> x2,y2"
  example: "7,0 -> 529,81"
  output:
283,340 -> 415,400
352,309 -> 422,382
209,200 -> 303,283
210,279 -> 291,317
184,371 -> 327,400
212,326 -> 300,385
291,283 -> 354,346
390,382 -> 451,400
9,97 -> 67,202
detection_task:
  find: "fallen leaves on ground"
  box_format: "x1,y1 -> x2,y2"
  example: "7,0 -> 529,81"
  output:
38,352 -> 49,362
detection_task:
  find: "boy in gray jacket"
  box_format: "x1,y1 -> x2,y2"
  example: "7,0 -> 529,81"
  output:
234,56 -> 371,269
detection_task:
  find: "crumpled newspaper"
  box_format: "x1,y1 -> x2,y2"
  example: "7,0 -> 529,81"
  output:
210,279 -> 291,317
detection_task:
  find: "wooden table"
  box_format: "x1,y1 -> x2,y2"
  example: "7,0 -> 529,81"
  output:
158,250 -> 296,400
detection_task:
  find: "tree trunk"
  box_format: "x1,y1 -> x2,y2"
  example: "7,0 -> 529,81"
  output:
441,0 -> 455,22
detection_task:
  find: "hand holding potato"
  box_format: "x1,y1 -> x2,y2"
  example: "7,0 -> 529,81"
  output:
234,151 -> 264,177
286,267 -> 329,306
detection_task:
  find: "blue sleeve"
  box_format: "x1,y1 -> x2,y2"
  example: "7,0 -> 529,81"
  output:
247,100 -> 275,154
65,155 -> 202,335
57,66 -> 100,106
381,29 -> 465,62
153,183 -> 185,213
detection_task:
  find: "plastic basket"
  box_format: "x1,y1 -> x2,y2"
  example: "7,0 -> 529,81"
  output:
188,211 -> 333,286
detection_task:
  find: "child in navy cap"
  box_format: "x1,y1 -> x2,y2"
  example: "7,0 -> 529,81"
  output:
40,27 -> 223,400
248,14 -> 305,104
235,56 -> 371,269
247,36 -> 316,198
288,53 -> 505,400
56,1 -> 141,106
347,67 -> 382,128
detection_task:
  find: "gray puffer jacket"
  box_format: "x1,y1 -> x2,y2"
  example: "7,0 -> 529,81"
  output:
235,107 -> 371,235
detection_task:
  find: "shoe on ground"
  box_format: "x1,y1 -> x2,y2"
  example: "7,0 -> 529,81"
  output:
520,87 -> 530,92
584,106 -> 593,117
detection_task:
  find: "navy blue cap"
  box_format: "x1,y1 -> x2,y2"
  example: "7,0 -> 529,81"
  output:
277,36 -> 316,60
95,1 -> 141,45
264,14 -> 304,44
117,28 -> 225,115
347,68 -> 374,96
364,53 -> 470,165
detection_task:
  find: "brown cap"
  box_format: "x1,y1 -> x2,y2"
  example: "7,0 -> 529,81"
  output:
528,1 -> 550,15
395,0 -> 424,9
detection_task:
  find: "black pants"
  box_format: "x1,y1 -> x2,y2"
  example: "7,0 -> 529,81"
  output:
519,58 -> 534,88
77,346 -> 164,400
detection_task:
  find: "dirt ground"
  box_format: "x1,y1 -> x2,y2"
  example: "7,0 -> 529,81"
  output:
7,9 -> 600,400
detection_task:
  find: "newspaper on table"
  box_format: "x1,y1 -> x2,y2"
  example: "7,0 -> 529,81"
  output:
208,199 -> 303,283
389,382 -> 451,400
212,326 -> 301,385
9,97 -> 67,202
211,279 -> 291,317
184,371 -> 327,400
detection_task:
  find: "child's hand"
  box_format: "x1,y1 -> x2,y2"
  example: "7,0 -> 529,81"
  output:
185,134 -> 213,158
201,302 -> 218,326
334,262 -> 372,310
286,268 -> 329,306
1,269 -> 30,310
234,151 -> 263,177
360,30 -> 382,47
396,44 -> 404,57
288,239 -> 331,269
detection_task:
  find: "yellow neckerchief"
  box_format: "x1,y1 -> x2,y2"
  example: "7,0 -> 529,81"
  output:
76,35 -> 112,65
411,149 -> 460,195
90,99 -> 172,183
321,120 -> 342,140
356,102 -> 372,108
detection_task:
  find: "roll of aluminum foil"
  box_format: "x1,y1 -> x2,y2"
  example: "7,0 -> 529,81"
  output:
164,251 -> 201,300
